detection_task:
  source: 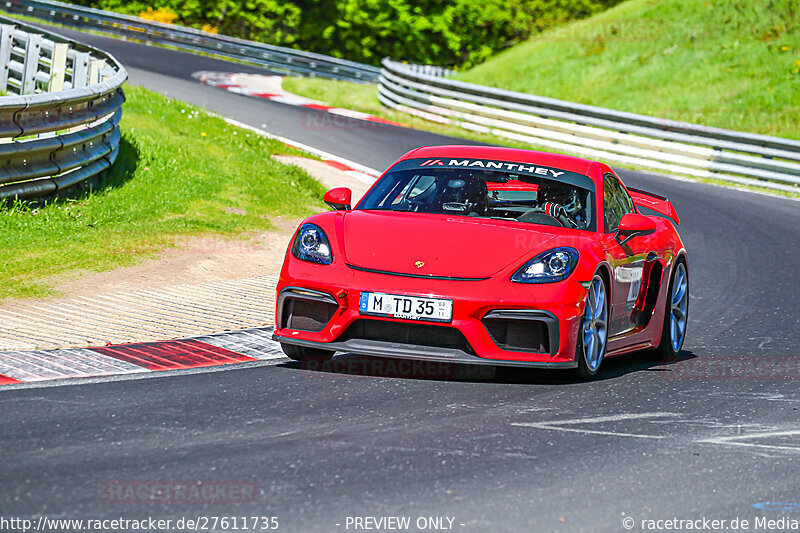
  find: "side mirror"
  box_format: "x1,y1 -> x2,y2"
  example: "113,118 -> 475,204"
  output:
323,187 -> 352,211
616,213 -> 656,246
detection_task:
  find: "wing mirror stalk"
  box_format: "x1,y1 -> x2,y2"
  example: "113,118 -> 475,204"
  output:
324,187 -> 352,211
615,213 -> 657,246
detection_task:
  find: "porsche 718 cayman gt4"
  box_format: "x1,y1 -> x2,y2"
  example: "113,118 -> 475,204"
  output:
273,146 -> 688,378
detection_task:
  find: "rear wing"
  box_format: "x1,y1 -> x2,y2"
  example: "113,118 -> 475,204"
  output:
627,187 -> 680,225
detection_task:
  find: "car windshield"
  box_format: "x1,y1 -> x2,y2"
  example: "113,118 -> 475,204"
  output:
357,165 -> 596,231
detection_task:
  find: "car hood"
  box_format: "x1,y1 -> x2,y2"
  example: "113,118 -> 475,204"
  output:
341,210 -> 563,279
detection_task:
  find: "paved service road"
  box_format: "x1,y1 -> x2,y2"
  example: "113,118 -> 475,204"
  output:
2,21 -> 800,532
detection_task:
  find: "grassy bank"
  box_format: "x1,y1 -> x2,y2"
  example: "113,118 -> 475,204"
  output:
0,85 -> 325,301
458,0 -> 800,139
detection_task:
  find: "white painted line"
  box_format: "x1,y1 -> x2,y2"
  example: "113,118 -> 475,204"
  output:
698,430 -> 800,452
531,413 -> 680,425
512,425 -> 667,440
220,117 -> 382,178
344,169 -> 379,184
269,94 -> 316,106
511,412 -> 680,440
328,108 -> 374,120
225,86 -> 262,96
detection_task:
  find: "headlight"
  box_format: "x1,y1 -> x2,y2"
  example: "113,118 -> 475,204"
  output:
292,223 -> 333,265
511,247 -> 578,283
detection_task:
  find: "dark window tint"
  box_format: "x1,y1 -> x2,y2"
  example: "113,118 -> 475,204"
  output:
358,168 -> 596,231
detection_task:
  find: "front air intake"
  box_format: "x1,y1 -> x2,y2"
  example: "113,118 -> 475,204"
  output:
481,310 -> 558,355
278,288 -> 338,332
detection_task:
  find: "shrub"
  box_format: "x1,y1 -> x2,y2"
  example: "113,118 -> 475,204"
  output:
70,0 -> 623,68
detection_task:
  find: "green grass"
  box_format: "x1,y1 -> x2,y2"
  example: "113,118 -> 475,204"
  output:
0,85 -> 326,301
458,0 -> 800,139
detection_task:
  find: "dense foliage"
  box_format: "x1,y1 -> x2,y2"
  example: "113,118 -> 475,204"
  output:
70,0 -> 623,68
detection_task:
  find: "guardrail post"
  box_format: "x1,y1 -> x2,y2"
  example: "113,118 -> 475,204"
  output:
48,42 -> 67,91
0,24 -> 14,93
21,32 -> 42,94
88,58 -> 105,85
72,51 -> 89,88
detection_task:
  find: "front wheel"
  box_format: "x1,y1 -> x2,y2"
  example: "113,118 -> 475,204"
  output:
653,259 -> 689,359
573,273 -> 609,380
281,343 -> 335,362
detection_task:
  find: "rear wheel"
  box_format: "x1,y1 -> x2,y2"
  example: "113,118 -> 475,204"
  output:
281,343 -> 335,362
653,259 -> 689,359
574,274 -> 608,380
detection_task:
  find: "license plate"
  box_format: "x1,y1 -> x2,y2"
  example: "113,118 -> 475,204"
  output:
359,292 -> 453,322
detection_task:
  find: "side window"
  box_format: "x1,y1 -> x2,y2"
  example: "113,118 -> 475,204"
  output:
390,175 -> 436,206
603,174 -> 634,232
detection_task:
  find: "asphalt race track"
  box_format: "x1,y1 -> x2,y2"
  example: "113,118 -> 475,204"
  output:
2,24 -> 800,533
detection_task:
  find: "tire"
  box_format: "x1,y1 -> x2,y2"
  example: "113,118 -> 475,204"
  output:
573,273 -> 609,380
653,259 -> 689,360
280,343 -> 335,362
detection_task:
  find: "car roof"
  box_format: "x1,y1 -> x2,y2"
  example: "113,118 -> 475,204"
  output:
399,145 -> 601,178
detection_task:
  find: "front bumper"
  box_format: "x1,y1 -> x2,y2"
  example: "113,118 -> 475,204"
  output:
272,333 -> 577,369
273,263 -> 588,368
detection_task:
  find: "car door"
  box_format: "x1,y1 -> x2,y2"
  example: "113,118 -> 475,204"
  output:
601,174 -> 656,337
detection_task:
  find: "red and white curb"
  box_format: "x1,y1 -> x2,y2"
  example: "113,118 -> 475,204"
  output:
0,327 -> 285,387
222,116 -> 381,184
193,71 -> 406,128
194,72 -> 383,183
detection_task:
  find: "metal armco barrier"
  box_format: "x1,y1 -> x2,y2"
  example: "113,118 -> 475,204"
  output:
0,14 -> 125,200
379,58 -> 800,193
2,0 -> 380,82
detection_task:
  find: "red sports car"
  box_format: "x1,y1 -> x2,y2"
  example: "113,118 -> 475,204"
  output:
273,146 -> 688,378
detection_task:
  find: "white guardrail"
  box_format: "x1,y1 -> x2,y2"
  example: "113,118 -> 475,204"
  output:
0,14 -> 125,200
379,59 -> 800,193
2,0 -> 380,82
